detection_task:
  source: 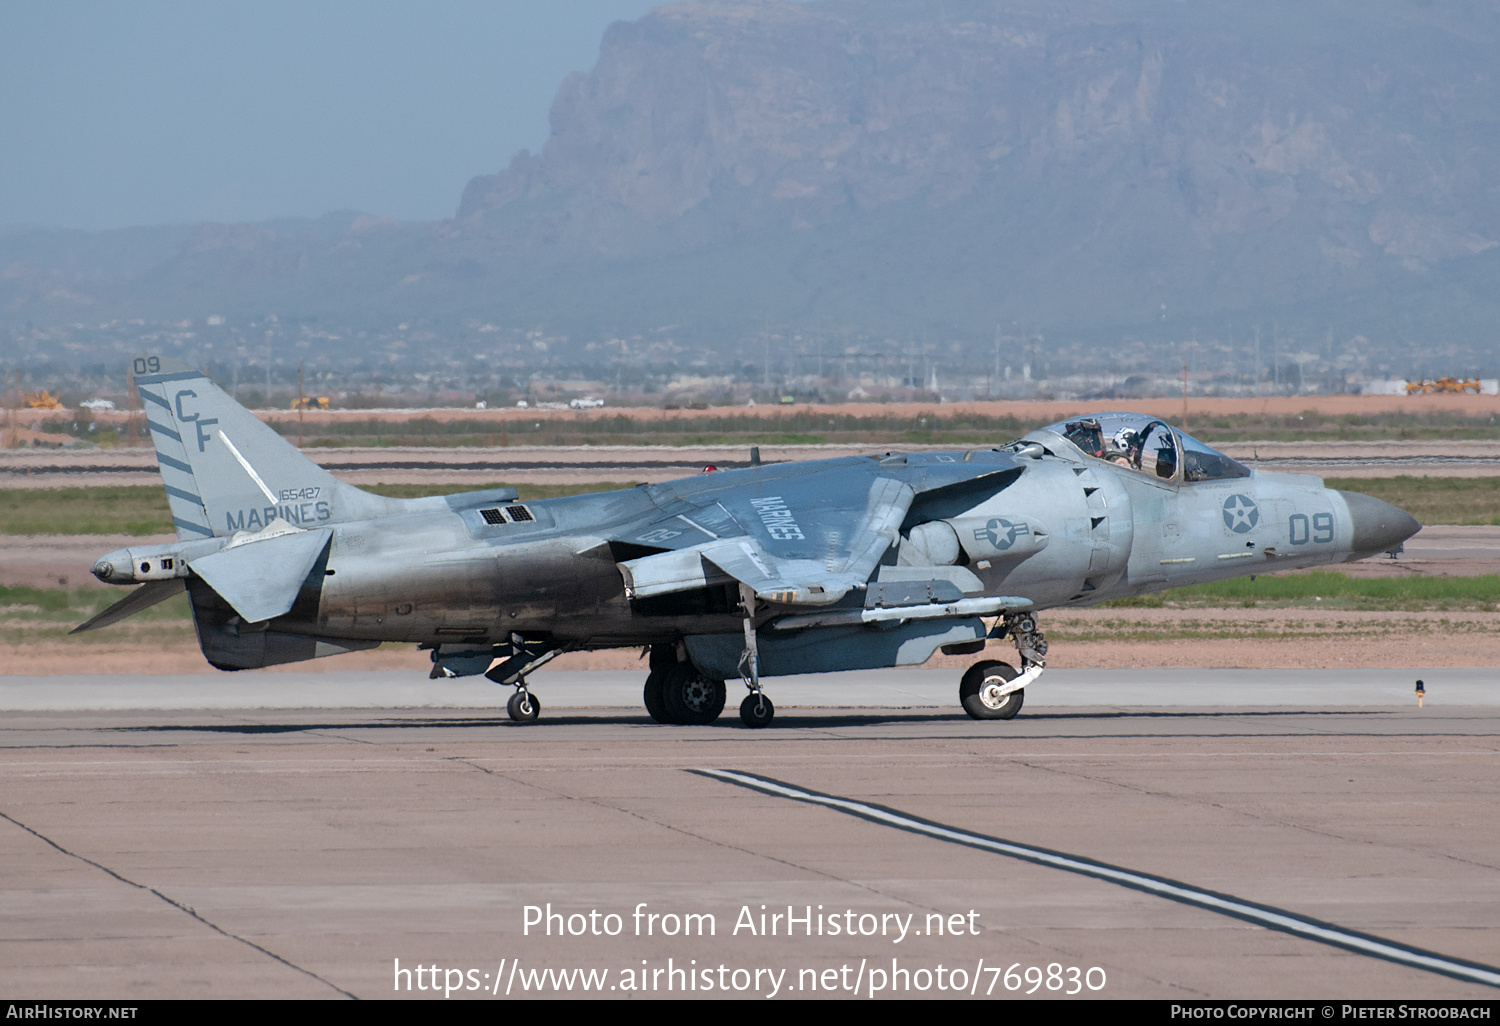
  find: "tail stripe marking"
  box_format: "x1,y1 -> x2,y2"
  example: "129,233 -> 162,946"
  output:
146,419 -> 181,443
133,370 -> 202,385
137,378 -> 214,541
218,431 -> 279,505
164,485 -> 205,506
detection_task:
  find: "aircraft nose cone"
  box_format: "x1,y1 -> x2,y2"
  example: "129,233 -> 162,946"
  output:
1337,490 -> 1421,555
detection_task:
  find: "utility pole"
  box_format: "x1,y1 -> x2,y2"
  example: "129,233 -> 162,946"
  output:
2,369 -> 14,448
1253,326 -> 1262,395
816,336 -> 823,399
125,365 -> 140,447
297,363 -> 305,448
992,323 -> 1001,398
762,314 -> 771,393
1181,360 -> 1189,430
1272,321 -> 1281,392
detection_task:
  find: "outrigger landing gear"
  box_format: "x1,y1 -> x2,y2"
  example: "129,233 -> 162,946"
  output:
737,584 -> 774,729
739,691 -> 774,729
961,612 -> 1047,721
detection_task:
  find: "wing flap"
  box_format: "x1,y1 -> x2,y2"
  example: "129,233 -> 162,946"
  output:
188,528 -> 332,623
837,476 -> 915,579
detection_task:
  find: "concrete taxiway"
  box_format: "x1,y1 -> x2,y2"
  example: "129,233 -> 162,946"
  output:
2,670 -> 1497,1000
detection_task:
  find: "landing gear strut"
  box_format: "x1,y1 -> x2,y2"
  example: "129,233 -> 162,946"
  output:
961,612 -> 1046,721
737,584 -> 773,728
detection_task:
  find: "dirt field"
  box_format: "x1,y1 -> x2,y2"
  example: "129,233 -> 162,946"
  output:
59,390 -> 1500,429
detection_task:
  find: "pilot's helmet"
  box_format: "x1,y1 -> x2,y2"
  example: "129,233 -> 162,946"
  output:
1111,426 -> 1141,453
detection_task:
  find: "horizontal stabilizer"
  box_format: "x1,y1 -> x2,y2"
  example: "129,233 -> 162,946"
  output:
189,528 -> 332,623
70,578 -> 186,634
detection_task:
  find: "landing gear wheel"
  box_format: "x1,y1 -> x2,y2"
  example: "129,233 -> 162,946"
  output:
662,664 -> 725,725
643,668 -> 675,723
507,689 -> 540,723
739,693 -> 774,729
960,660 -> 1024,720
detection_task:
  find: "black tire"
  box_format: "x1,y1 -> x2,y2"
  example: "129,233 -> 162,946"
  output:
643,668 -> 675,723
662,663 -> 725,725
507,690 -> 540,723
648,642 -> 678,673
739,692 -> 774,729
959,660 -> 1024,720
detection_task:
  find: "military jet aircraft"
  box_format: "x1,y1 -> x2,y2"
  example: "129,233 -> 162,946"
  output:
78,357 -> 1421,727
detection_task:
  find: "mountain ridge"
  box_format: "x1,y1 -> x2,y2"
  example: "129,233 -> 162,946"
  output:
5,0 -> 1499,374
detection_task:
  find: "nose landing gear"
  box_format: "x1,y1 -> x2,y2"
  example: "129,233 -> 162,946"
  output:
959,661 -> 1024,719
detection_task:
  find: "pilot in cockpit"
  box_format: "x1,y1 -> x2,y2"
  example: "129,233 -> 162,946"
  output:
1047,412 -> 1243,482
1061,419 -> 1105,459
1106,427 -> 1141,468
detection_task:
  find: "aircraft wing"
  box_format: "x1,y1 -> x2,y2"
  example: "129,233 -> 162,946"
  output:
619,472 -> 915,606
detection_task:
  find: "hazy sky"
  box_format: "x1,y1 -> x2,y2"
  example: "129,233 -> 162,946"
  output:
0,1 -> 665,231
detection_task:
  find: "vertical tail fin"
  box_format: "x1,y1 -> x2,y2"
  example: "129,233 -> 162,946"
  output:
130,355 -> 394,538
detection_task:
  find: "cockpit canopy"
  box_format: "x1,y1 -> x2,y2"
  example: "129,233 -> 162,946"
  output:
1029,412 -> 1251,482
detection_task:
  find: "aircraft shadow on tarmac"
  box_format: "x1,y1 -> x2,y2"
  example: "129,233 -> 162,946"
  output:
105,707 -> 1398,736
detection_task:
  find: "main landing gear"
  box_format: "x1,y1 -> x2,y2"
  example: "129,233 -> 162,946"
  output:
961,612 -> 1047,721
645,585 -> 772,728
643,644 -> 726,725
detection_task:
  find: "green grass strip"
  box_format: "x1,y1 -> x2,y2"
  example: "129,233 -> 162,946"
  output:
1105,571 -> 1500,609
1323,476 -> 1500,527
0,482 -> 637,535
0,584 -> 192,620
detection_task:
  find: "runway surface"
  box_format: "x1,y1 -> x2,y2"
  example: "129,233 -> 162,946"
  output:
0,666 -> 1491,711
3,669 -> 1498,1000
